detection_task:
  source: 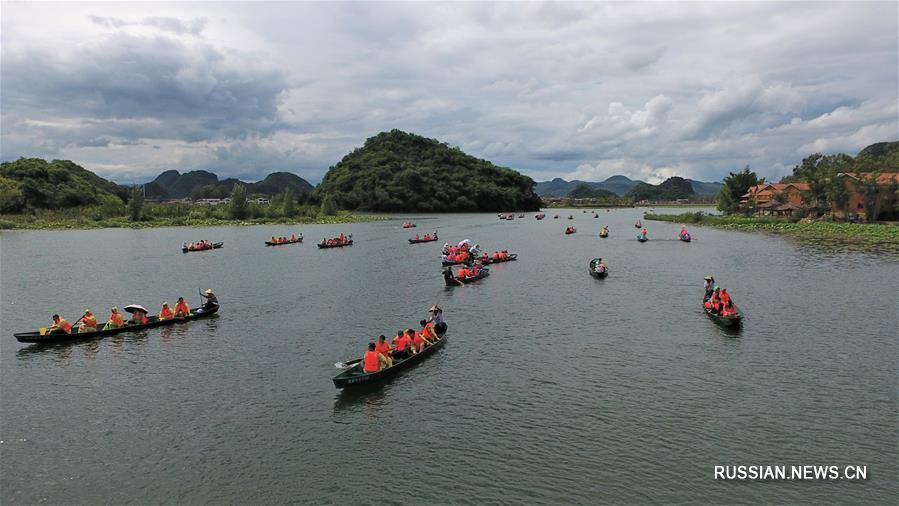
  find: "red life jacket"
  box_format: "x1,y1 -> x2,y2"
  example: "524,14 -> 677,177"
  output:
412,332 -> 423,347
393,335 -> 408,351
59,319 -> 72,333
375,341 -> 390,356
363,350 -> 379,372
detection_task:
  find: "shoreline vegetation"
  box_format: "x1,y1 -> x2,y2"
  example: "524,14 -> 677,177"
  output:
645,212 -> 899,252
0,209 -> 386,230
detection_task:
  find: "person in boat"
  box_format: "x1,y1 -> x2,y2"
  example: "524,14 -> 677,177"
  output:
442,243 -> 450,255
720,301 -> 737,317
419,319 -> 437,343
594,258 -> 607,273
158,302 -> 174,320
290,233 -> 297,241
362,342 -> 388,373
78,309 -> 98,333
719,288 -> 732,305
48,314 -> 72,334
703,275 -> 715,299
174,297 -> 190,318
375,335 -> 393,368
129,308 -> 149,325
679,226 -> 689,237
455,265 -> 470,279
103,307 -> 125,330
427,304 -> 447,335
198,288 -> 218,313
409,328 -> 433,354
392,330 -> 411,360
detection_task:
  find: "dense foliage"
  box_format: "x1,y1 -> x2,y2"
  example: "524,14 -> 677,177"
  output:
0,158 -> 127,212
717,166 -> 761,214
148,170 -> 313,200
626,177 -> 695,201
315,130 -> 542,212
568,184 -> 618,199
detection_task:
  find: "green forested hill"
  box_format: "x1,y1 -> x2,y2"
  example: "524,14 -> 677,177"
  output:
0,158 -> 127,213
315,130 -> 542,211
147,170 -> 314,199
625,176 -> 695,201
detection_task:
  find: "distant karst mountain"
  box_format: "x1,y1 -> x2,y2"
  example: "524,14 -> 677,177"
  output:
314,129 -> 542,212
145,170 -> 313,199
536,175 -> 722,197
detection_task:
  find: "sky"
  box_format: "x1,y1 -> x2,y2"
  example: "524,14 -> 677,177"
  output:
1,1 -> 896,185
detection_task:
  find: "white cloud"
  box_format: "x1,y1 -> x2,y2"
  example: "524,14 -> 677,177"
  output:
1,2 -> 895,185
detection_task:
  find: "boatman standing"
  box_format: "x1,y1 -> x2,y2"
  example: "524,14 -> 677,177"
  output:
703,275 -> 715,299
427,304 -> 447,335
198,288 -> 218,313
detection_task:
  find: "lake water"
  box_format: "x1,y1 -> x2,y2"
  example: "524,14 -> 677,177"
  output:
1,209 -> 897,504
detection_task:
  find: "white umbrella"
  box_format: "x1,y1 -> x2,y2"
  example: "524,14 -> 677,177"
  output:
123,304 -> 148,314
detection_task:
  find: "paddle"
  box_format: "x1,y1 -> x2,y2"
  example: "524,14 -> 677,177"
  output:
334,357 -> 363,369
41,313 -> 84,335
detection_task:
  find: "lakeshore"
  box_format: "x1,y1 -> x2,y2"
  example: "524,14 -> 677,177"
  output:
644,212 -> 899,252
0,211 -> 387,231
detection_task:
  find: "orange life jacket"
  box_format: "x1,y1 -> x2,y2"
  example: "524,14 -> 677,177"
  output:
375,341 -> 391,356
456,268 -> 469,278
363,350 -> 380,372
704,300 -> 713,309
412,332 -> 424,347
159,306 -> 173,320
108,312 -> 124,326
58,318 -> 72,333
393,335 -> 408,351
82,315 -> 97,329
174,301 -> 190,316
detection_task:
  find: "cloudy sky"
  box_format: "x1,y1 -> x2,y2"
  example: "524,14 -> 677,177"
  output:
2,2 -> 896,185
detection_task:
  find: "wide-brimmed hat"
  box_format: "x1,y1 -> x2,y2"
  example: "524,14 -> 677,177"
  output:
428,304 -> 441,312
205,289 -> 214,294
704,275 -> 713,280
84,309 -> 92,314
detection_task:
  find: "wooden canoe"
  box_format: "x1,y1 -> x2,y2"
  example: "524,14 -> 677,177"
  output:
317,240 -> 353,248
443,267 -> 490,286
333,326 -> 448,388
588,259 -> 609,279
266,237 -> 303,246
13,305 -> 220,343
478,253 -> 517,265
182,242 -> 223,253
409,236 -> 439,244
703,301 -> 743,327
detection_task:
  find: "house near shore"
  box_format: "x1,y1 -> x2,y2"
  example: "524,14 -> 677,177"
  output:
741,173 -> 899,220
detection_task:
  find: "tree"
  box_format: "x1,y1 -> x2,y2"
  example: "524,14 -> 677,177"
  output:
280,188 -> 296,217
717,166 -> 759,214
128,185 -> 144,221
0,176 -> 25,213
855,172 -> 884,222
320,194 -> 338,216
229,184 -> 249,219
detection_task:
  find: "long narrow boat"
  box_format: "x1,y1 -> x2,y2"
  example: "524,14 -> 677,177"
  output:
182,242 -> 223,253
333,326 -> 448,388
479,253 -> 517,265
266,236 -> 303,246
409,236 -> 439,244
441,258 -> 471,267
679,233 -> 691,243
588,259 -> 609,279
703,304 -> 743,327
443,267 -> 490,286
637,235 -> 648,242
317,239 -> 353,249
13,305 -> 220,343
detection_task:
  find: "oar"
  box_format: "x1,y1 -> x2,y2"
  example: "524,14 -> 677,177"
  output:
334,357 -> 362,369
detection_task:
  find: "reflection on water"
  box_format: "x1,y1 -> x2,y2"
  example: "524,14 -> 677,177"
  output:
1,212 -> 896,505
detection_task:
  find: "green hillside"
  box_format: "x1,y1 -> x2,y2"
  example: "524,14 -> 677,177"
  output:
0,158 -> 127,213
626,176 -> 695,201
315,129 -> 542,212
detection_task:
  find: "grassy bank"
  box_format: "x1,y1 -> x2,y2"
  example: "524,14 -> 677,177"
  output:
0,210 -> 386,230
644,212 -> 899,252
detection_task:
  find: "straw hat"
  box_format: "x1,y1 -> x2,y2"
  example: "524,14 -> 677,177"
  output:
704,275 -> 713,280
428,304 -> 441,312
205,289 -> 214,295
